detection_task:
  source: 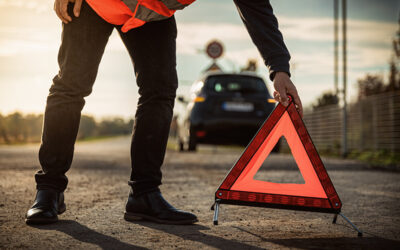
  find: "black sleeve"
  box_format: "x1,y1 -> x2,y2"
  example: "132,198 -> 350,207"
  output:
233,0 -> 291,81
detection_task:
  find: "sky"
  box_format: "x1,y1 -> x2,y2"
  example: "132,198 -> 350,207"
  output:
0,0 -> 398,119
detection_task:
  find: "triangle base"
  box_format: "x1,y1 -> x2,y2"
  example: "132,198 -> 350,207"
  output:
216,190 -> 340,214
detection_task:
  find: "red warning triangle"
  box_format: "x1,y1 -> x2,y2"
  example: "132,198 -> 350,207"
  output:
215,98 -> 342,213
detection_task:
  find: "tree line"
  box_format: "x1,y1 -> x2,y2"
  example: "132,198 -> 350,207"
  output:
0,113 -> 133,144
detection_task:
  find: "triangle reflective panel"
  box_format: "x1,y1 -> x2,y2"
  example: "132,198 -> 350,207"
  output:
214,97 -> 342,214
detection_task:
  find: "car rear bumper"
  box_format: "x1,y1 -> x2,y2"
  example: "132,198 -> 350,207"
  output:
190,117 -> 265,146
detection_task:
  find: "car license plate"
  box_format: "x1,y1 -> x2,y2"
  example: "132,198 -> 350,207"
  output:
222,102 -> 254,112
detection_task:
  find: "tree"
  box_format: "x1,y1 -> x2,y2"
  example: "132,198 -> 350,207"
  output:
25,114 -> 43,141
387,16 -> 400,92
97,118 -> 131,136
5,112 -> 26,142
356,17 -> 400,98
240,59 -> 258,72
357,74 -> 386,99
313,91 -> 339,109
0,114 -> 10,144
78,115 -> 97,139
0,112 -> 133,144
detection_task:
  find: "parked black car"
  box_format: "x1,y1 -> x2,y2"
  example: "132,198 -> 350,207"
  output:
176,72 -> 278,151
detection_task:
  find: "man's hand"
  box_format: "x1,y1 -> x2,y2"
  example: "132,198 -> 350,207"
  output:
54,0 -> 83,23
273,72 -> 303,117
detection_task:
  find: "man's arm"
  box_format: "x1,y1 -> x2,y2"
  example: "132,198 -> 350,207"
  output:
234,0 -> 302,116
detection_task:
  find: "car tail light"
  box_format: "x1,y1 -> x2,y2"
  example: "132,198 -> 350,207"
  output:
196,131 -> 206,137
267,98 -> 276,103
194,96 -> 205,102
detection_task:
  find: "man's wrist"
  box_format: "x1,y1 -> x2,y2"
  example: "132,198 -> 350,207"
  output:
275,71 -> 289,78
271,71 -> 290,81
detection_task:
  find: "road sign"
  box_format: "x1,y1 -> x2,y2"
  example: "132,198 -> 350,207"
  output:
206,40 -> 224,59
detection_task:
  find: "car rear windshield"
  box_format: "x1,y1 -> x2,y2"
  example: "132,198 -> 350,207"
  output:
206,75 -> 268,95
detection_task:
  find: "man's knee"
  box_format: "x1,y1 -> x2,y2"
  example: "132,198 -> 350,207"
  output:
46,74 -> 93,110
137,67 -> 178,97
139,90 -> 176,108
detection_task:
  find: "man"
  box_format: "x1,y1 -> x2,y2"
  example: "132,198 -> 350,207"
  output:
26,0 -> 302,225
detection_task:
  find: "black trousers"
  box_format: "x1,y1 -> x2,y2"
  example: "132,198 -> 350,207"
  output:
35,2 -> 178,196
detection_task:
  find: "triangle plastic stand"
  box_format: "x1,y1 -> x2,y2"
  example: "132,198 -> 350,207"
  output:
211,97 -> 363,236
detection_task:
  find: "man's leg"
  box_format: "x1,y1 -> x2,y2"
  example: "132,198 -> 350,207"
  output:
118,17 -> 178,195
26,2 -> 113,224
118,17 -> 197,224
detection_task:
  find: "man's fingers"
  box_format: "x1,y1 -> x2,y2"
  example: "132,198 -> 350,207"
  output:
73,0 -> 83,17
273,91 -> 280,102
276,86 -> 288,106
275,89 -> 303,116
292,93 -> 303,117
55,1 -> 68,23
273,72 -> 303,116
61,0 -> 72,22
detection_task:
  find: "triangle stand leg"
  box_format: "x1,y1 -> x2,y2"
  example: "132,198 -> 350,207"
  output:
213,199 -> 221,225
332,214 -> 338,224
333,212 -> 363,237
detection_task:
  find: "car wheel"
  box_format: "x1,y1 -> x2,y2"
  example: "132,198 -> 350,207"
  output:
178,139 -> 185,152
188,135 -> 197,151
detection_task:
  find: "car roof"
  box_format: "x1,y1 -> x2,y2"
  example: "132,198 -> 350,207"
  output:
200,71 -> 264,81
189,71 -> 271,95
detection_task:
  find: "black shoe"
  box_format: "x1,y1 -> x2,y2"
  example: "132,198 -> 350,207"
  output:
124,190 -> 198,225
25,189 -> 66,225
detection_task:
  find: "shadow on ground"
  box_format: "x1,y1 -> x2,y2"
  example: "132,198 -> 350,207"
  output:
233,226 -> 400,250
132,220 -> 400,250
21,214 -> 400,249
29,220 -> 147,250
130,221 -> 265,249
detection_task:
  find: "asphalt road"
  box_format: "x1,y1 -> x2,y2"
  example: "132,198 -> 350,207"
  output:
0,136 -> 399,249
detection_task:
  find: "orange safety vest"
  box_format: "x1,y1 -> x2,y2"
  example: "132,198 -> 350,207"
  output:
86,0 -> 196,32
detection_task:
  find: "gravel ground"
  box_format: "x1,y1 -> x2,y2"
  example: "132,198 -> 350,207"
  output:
0,136 -> 399,249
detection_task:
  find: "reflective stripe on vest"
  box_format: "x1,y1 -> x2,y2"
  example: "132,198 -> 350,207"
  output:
159,0 -> 191,10
136,5 -> 166,22
86,0 -> 196,32
121,0 -> 138,12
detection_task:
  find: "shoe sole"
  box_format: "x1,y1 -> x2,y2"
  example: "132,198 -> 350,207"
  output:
25,204 -> 66,225
124,212 -> 198,225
